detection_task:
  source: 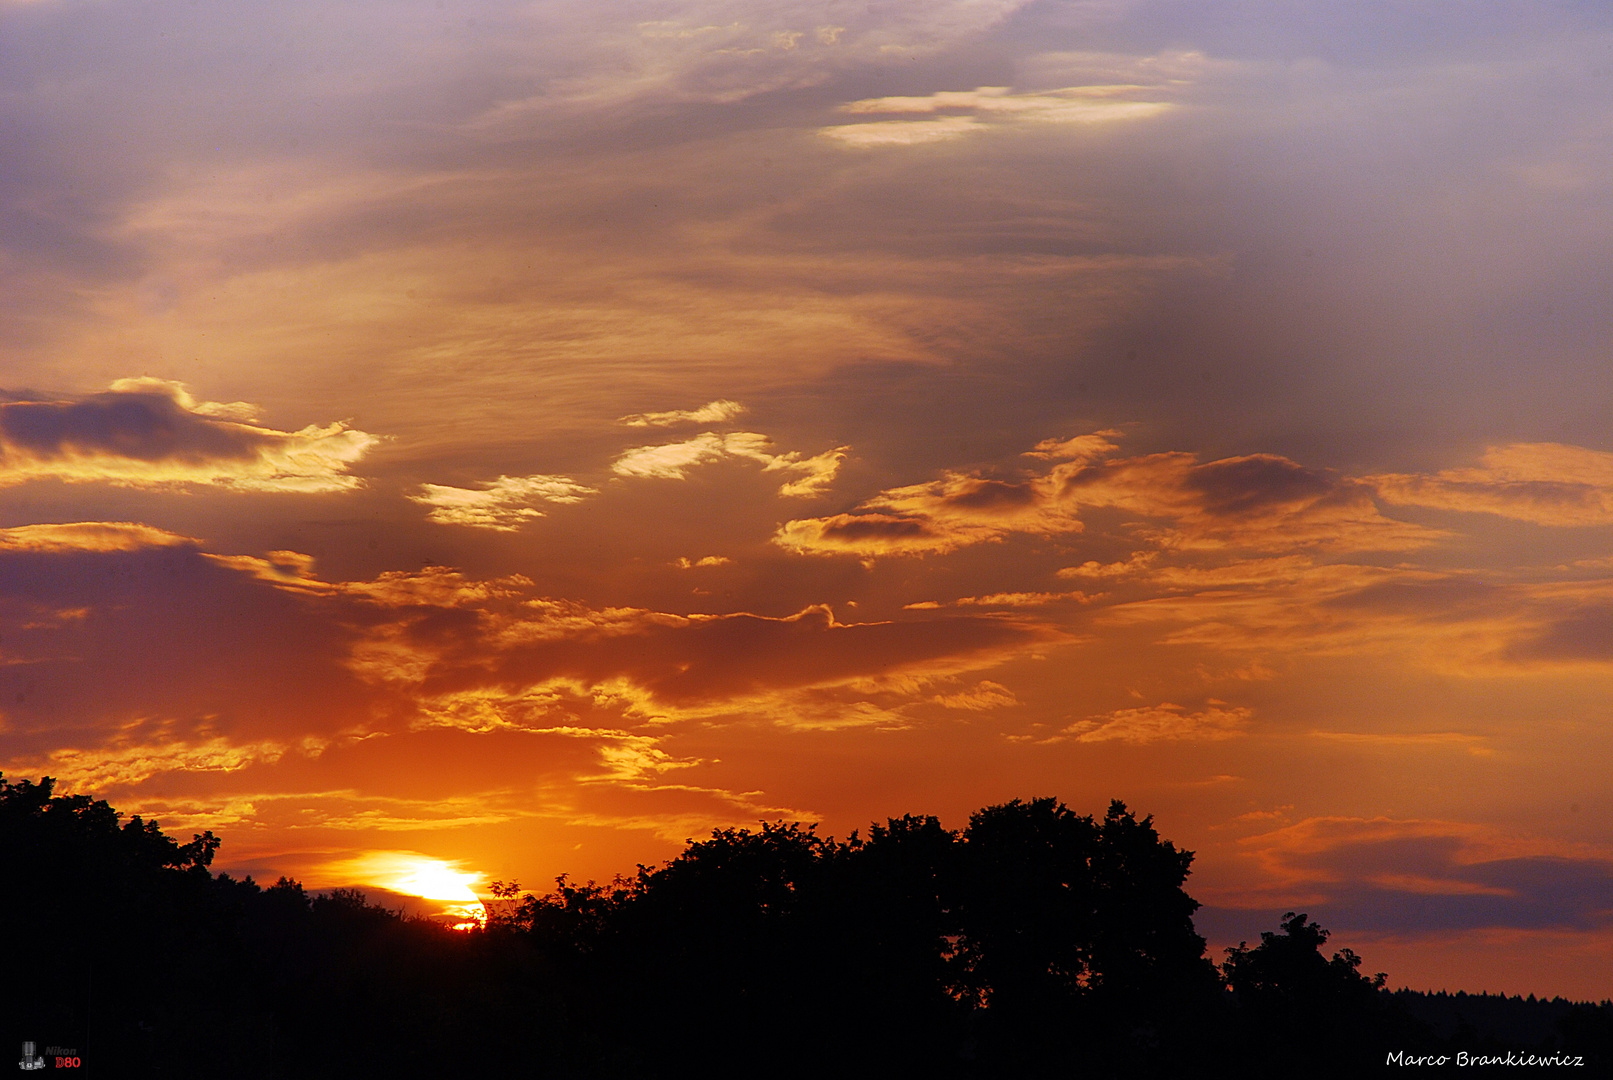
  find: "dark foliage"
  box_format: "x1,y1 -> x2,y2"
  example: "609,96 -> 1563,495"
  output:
1221,912 -> 1406,1077
3,775 -> 1606,1079
1392,990 -> 1613,1063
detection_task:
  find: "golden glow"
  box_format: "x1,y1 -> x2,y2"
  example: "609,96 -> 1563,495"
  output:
610,429 -> 846,496
0,381 -> 378,491
409,474 -> 598,531
327,851 -> 488,928
0,521 -> 193,552
1368,443 -> 1613,526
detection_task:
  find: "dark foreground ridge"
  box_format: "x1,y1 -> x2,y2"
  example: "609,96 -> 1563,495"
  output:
2,775 -> 1608,1078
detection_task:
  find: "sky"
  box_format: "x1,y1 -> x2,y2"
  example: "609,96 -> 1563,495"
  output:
2,0 -> 1611,998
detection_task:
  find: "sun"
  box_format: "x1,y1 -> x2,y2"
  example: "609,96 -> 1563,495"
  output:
329,850 -> 489,929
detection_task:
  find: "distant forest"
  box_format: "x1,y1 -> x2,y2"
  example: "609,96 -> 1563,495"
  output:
2,775 -> 1608,1078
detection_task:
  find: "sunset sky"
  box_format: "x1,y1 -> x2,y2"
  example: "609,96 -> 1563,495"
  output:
3,0 -> 1611,998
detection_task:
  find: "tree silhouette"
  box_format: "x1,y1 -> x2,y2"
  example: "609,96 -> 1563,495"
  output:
952,798 -> 1220,1075
0,775 -> 238,1073
831,813 -> 969,1067
1222,911 -> 1400,1077
5,772 -> 1605,1078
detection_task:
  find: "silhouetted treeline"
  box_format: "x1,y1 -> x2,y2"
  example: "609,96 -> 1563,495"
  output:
2,776 -> 1607,1078
1391,989 -> 1613,1062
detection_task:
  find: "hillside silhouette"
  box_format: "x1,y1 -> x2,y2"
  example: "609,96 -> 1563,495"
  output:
2,775 -> 1607,1077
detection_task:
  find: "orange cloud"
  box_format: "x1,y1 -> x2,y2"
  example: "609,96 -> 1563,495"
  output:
353,591 -> 1047,713
409,474 -> 597,530
98,545 -> 1052,738
618,399 -> 746,427
675,555 -> 732,568
341,566 -> 536,609
954,590 -> 1090,607
0,538 -> 391,754
1056,450 -> 1438,551
18,734 -> 312,791
612,430 -> 845,496
1101,556 -> 1613,674
1308,731 -> 1496,757
1056,552 -> 1159,579
775,511 -> 972,557
931,680 -> 1018,710
778,432 -> 1439,558
123,784 -> 532,838
0,521 -> 193,552
0,379 -> 377,491
905,590 -> 1091,608
1368,442 -> 1613,526
0,538 -> 839,856
1062,701 -> 1251,744
1221,816 -> 1613,935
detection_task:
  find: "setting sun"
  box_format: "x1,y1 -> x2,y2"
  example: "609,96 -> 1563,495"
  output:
326,851 -> 488,928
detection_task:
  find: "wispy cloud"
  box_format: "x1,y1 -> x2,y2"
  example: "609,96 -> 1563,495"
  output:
1057,552 -> 1159,579
0,521 -> 193,553
1100,556 -> 1613,675
470,0 -> 1033,122
352,592 -> 1047,712
410,474 -> 597,531
822,84 -> 1173,147
618,399 -> 746,427
1061,702 -> 1252,744
778,431 -> 1438,558
612,431 -> 845,496
932,680 -> 1018,711
907,590 -> 1090,608
1308,730 -> 1495,757
1368,443 -> 1613,526
1226,816 -> 1613,934
675,555 -> 731,568
20,735 -> 313,792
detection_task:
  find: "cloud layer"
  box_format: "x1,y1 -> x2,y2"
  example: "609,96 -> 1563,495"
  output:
1234,817 -> 1613,935
1062,702 -> 1252,745
0,381 -> 377,491
778,432 -> 1441,557
823,84 -> 1173,147
618,399 -> 746,427
1369,443 -> 1613,527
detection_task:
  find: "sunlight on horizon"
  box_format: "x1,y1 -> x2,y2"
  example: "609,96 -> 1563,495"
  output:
326,850 -> 489,929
